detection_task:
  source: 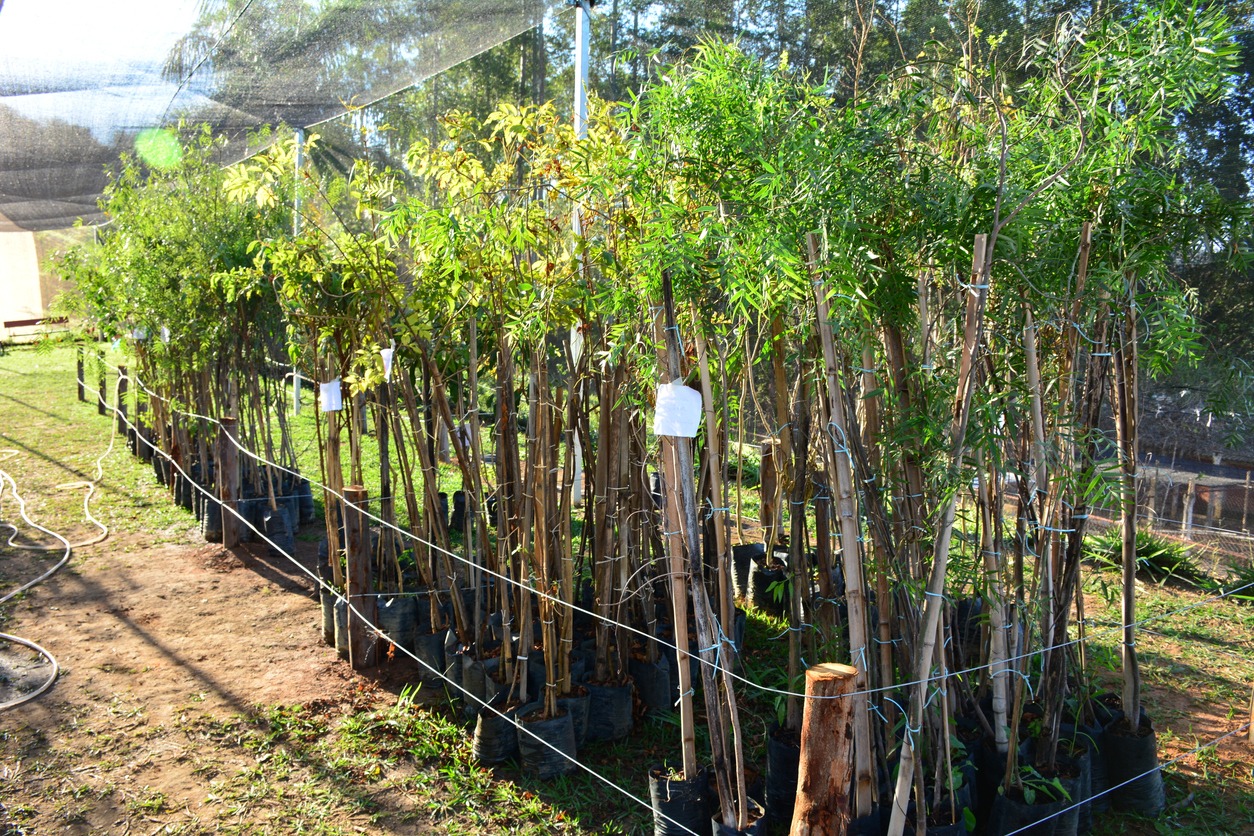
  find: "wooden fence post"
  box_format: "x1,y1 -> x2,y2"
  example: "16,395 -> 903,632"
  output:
790,663 -> 859,836
1242,472 -> 1250,534
76,346 -> 85,402
116,365 -> 128,434
96,350 -> 106,416
1146,471 -> 1158,529
344,485 -> 378,669
218,417 -> 241,547
1183,477 -> 1196,540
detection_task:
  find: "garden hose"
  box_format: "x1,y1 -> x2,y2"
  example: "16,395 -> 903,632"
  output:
0,380 -> 118,710
0,470 -> 68,711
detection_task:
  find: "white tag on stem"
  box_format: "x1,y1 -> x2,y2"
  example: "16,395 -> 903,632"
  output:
320,379 -> 343,412
654,379 -> 703,438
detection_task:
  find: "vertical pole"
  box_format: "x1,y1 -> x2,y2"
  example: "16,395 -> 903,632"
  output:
293,128 -> 304,417
218,417 -> 241,548
96,350 -> 106,416
1248,684 -> 1253,745
1147,470 -> 1158,530
1184,476 -> 1196,540
573,0 -> 590,141
569,0 -> 591,504
76,346 -> 85,402
790,663 -> 859,836
1242,471 -> 1250,533
344,485 -> 378,669
117,365 -> 128,434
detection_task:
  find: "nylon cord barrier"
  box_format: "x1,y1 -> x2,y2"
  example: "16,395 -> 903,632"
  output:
1003,721 -> 1254,836
88,376 -> 705,836
101,360 -> 1254,706
87,371 -> 1254,836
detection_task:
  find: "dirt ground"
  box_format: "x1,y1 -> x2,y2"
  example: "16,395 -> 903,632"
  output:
0,529 -> 421,834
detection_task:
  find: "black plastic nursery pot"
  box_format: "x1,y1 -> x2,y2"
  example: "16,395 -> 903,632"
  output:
649,764 -> 711,836
442,634 -> 465,705
731,543 -> 765,600
748,563 -> 789,618
711,798 -> 768,835
462,655 -> 502,721
515,704 -> 577,780
847,807 -> 883,835
988,787 -> 1070,836
262,505 -> 295,558
411,629 -> 445,682
377,595 -> 416,652
1102,715 -> 1166,817
297,479 -> 316,524
1055,732 -> 1094,836
333,598 -> 349,660
472,693 -> 525,765
201,497 -> 223,543
585,679 -> 634,742
764,725 -> 801,828
556,686 -> 590,748
630,657 -> 673,717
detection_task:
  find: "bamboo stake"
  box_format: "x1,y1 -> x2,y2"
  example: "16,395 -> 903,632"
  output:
693,321 -> 734,658
807,233 -> 874,817
657,276 -> 740,826
887,234 -> 990,836
1112,274 -> 1142,727
977,447 -> 1010,756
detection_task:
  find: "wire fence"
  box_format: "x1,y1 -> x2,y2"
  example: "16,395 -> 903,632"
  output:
16,359 -> 1247,835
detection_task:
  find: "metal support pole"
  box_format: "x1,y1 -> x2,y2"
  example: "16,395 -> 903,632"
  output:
570,0 -> 591,503
293,128 -> 305,417
573,0 -> 590,142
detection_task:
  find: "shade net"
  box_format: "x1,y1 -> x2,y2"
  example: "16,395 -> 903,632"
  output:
1,1 -> 1250,232
0,0 -> 556,232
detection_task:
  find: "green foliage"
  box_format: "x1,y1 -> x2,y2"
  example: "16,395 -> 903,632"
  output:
1085,527 -> 1208,587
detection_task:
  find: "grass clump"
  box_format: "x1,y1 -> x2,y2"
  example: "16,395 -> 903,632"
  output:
1086,527 -> 1209,587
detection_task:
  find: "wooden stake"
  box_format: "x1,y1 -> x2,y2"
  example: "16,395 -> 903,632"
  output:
116,366 -> 128,435
344,484 -> 378,670
1242,471 -> 1250,534
808,233 -> 875,818
97,350 -> 106,416
76,348 -> 85,403
217,417 -> 241,548
1183,477 -> 1196,540
790,663 -> 858,836
1247,684 -> 1253,745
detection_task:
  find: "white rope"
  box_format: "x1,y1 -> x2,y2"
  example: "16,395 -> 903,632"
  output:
94,385 -> 704,836
1003,721 -> 1254,836
98,362 -> 1254,703
85,361 -> 1254,835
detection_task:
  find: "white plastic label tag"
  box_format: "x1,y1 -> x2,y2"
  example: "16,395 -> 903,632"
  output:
160,326 -> 170,344
381,344 -> 394,382
131,327 -> 147,340
320,378 -> 343,412
654,379 -> 703,437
